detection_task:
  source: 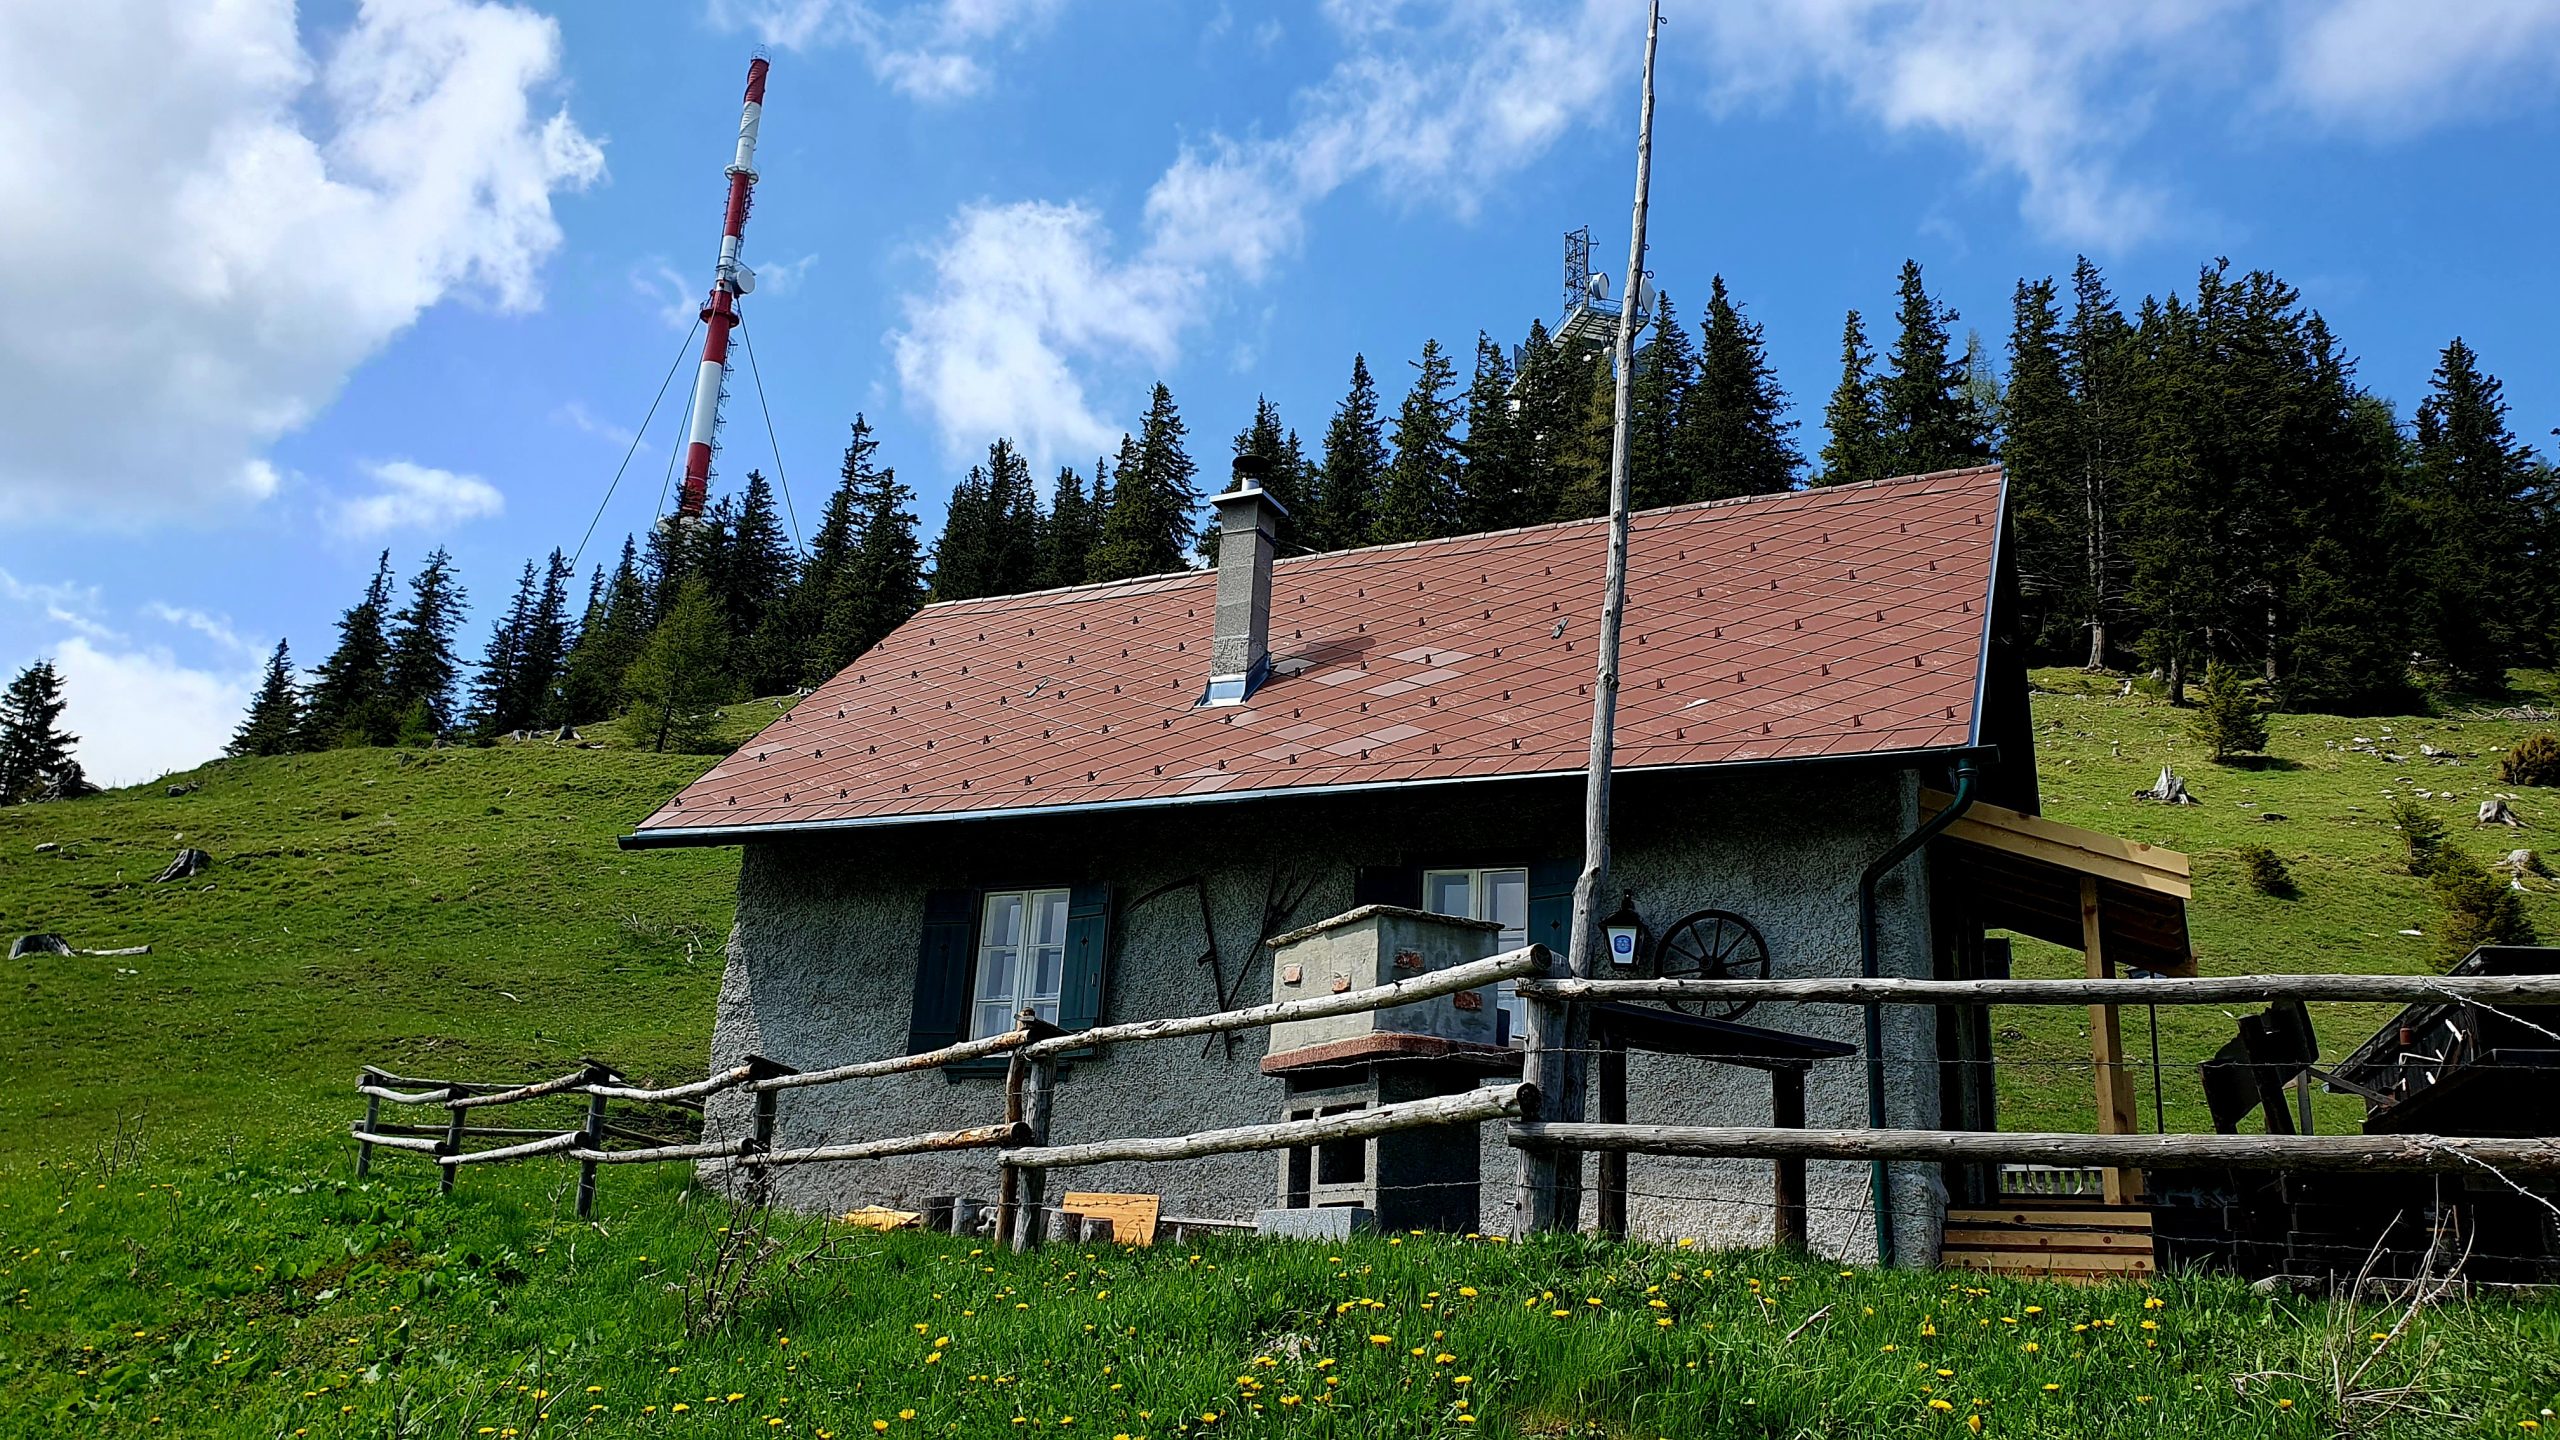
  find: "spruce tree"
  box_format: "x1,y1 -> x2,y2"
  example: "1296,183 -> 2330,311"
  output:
1040,465 -> 1100,589
299,553 -> 398,749
931,463 -> 994,601
1877,259 -> 1989,476
1553,352 -> 1619,520
2002,276 -> 2081,655
623,578 -> 739,753
562,538 -> 650,722
825,433 -> 927,668
1626,294 -> 1697,508
1506,319 -> 1579,525
2411,337 -> 2542,692
716,471 -> 796,684
1457,333 -> 1524,532
1090,384 -> 1198,580
0,659 -> 80,803
521,550 -> 577,726
1682,275 -> 1800,500
465,560 -> 538,736
227,640 -> 302,758
1308,356 -> 1386,551
2062,258 -> 2136,668
1817,310 -> 1886,486
1371,338 -> 1463,544
932,440 -> 1039,600
382,547 -> 466,741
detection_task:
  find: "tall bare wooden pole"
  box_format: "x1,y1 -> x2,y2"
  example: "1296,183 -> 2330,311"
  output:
1524,0 -> 1660,1236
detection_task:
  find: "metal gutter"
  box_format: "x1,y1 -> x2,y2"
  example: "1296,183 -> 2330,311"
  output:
615,743 -> 2003,850
1856,755 -> 1983,1267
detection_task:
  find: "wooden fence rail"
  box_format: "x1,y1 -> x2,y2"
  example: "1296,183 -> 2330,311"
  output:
1509,1122 -> 2560,1175
349,945 -> 1552,1238
1515,973 -> 2560,1006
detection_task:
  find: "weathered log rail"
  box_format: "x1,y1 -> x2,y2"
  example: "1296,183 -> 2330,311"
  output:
349,945 -> 1552,1236
1504,968 -> 2560,1255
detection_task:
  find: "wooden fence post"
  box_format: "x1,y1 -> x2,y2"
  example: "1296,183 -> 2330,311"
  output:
438,1087 -> 466,1196
995,1045 -> 1028,1244
1596,1036 -> 1628,1241
1771,1066 -> 1807,1251
575,1080 -> 610,1219
356,1081 -> 381,1180
1011,1053 -> 1058,1253
1514,946 -> 1574,1235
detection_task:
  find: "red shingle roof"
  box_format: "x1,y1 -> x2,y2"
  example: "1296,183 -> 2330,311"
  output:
625,466 -> 2004,844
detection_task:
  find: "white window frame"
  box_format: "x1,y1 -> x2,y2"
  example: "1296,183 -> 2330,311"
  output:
971,887 -> 1070,1039
1421,865 -> 1530,1043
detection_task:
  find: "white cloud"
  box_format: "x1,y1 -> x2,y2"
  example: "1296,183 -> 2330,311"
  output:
892,202 -> 1193,464
0,0 -> 602,528
333,460 -> 505,538
552,400 -> 638,450
53,637 -> 256,787
754,252 -> 822,296
632,259 -> 702,330
892,1 -> 1638,466
144,603 -> 262,660
707,0 -> 1066,100
2274,0 -> 2560,131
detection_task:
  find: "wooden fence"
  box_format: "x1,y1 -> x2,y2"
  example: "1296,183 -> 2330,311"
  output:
1503,970 -> 2560,1245
351,944 -> 1549,1247
354,956 -> 2560,1253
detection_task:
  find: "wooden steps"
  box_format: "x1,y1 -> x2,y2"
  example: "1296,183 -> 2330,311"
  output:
1941,1202 -> 2155,1282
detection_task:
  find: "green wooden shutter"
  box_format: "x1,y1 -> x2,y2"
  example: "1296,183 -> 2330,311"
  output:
1353,865 -> 1422,909
1527,859 -> 1579,961
1059,883 -> 1112,1033
906,888 -> 977,1054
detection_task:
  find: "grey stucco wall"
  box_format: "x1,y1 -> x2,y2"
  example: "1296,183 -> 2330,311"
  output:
700,762 -> 1945,1263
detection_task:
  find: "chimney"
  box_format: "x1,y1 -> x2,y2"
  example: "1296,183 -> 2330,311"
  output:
1204,455 -> 1286,705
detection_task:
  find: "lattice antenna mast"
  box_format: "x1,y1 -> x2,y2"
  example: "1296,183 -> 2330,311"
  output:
671,55 -> 771,526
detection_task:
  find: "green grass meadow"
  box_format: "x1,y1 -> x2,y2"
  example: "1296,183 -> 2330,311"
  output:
4,682 -> 2560,1435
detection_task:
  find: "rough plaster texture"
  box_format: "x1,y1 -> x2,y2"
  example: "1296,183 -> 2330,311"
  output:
701,763 -> 1946,1263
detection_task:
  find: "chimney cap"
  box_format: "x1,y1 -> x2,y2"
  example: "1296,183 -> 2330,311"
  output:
1217,455 -> 1288,516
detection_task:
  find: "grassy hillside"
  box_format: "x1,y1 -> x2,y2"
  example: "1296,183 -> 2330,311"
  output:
2001,669 -> 2560,1134
6,681 -> 2560,1435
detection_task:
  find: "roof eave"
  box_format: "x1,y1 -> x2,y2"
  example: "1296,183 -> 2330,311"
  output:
615,742 -> 2003,850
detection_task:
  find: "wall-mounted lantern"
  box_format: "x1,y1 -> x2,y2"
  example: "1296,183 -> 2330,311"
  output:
1604,891 -> 1645,968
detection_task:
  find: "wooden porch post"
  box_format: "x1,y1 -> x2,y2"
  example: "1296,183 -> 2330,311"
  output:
2079,876 -> 2143,1202
1771,1065 -> 1808,1250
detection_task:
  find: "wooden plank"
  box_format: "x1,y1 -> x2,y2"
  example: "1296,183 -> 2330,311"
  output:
1942,1229 -> 2153,1253
1948,1208 -> 2153,1230
1516,974 -> 2560,1005
1504,1123 -> 2560,1174
1923,790 -> 2192,880
1062,1192 -> 1162,1246
1945,1245 -> 2150,1265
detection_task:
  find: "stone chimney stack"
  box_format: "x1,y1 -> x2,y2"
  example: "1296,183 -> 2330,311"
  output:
1205,455 -> 1286,705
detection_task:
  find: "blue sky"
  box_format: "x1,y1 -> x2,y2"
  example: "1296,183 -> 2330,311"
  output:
5,0 -> 2558,784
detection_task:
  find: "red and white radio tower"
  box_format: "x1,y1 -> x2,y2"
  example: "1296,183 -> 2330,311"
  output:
672,56 -> 771,526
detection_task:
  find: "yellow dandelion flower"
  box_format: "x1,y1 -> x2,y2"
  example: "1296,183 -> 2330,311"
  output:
1929,1399 -> 1955,1413
1967,1417 -> 1983,1434
1458,1286 -> 1478,1297
1550,1309 -> 1571,1318
1369,1334 -> 1393,1346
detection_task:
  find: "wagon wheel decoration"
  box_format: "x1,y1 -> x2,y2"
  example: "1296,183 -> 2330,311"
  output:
1650,909 -> 1772,1022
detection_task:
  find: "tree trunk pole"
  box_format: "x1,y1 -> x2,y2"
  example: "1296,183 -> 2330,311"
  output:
356,1087 -> 380,1180
1011,1054 -> 1057,1253
1538,0 -> 1660,1240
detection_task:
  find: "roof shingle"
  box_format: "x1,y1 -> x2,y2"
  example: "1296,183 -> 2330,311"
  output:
626,466 -> 2004,843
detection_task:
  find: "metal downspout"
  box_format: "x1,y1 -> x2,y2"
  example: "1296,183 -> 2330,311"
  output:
1858,758 -> 1981,1266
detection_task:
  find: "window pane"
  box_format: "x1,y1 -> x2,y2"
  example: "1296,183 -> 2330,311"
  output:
1423,871 -> 1472,918
1033,890 -> 1069,946
1484,869 -> 1529,946
975,945 -> 1016,1005
1031,944 -> 1065,1000
983,893 -> 1023,950
973,1002 -> 1016,1039
1030,997 -> 1060,1025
